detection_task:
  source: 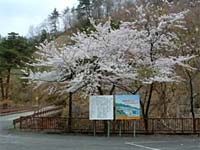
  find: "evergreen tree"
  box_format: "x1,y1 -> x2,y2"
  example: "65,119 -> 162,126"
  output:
103,0 -> 114,17
49,8 -> 60,38
0,34 -> 2,42
62,7 -> 72,31
77,0 -> 91,20
40,29 -> 49,42
91,0 -> 103,19
0,32 -> 33,108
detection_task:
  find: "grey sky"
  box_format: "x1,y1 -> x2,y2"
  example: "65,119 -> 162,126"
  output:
0,0 -> 78,37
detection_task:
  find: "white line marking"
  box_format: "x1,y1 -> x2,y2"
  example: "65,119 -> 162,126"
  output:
125,142 -> 161,150
126,140 -> 179,144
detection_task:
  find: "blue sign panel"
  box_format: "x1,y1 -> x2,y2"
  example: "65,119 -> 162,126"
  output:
115,95 -> 140,120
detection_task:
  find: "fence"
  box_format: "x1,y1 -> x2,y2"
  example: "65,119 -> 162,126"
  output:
13,106 -> 62,128
0,106 -> 36,115
13,117 -> 200,135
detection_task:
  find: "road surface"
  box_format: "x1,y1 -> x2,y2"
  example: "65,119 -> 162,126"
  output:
0,113 -> 200,150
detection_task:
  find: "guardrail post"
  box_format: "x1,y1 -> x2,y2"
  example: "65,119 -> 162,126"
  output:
193,118 -> 196,134
13,120 -> 16,129
152,119 -> 154,134
198,118 -> 200,136
41,117 -> 44,130
19,117 -> 22,130
181,118 -> 184,134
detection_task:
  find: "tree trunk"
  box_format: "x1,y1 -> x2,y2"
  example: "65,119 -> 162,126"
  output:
5,68 -> 11,99
185,70 -> 196,133
97,86 -> 103,95
3,68 -> 11,109
142,83 -> 154,133
143,116 -> 149,133
68,92 -> 73,132
0,78 -> 5,100
188,74 -> 196,133
161,84 -> 167,117
109,84 -> 115,95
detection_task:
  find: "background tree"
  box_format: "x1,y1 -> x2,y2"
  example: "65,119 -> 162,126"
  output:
77,0 -> 91,20
103,0 -> 114,17
91,0 -> 103,19
49,8 -> 60,38
175,1 -> 200,132
62,7 -> 72,31
0,32 -> 34,108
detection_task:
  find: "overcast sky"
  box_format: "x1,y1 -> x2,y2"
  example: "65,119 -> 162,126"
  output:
0,0 -> 78,37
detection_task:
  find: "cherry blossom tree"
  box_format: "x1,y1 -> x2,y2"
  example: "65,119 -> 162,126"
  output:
27,15 -> 191,93
129,1 -> 192,131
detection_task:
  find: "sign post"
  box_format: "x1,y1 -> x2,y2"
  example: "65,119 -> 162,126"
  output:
119,121 -> 122,137
133,120 -> 136,137
93,121 -> 96,136
107,121 -> 110,137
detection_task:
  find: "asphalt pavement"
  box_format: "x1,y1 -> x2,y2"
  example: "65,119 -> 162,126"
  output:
0,113 -> 200,150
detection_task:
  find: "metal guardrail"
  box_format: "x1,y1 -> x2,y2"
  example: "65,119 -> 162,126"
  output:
0,107 -> 36,116
13,106 -> 63,128
14,117 -> 200,135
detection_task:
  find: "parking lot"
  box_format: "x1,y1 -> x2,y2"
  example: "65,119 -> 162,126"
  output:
0,113 -> 200,150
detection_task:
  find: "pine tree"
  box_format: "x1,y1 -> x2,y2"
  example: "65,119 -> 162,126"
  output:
91,0 -> 103,19
77,0 -> 91,20
103,0 -> 114,17
0,34 -> 2,42
0,32 -> 33,108
49,8 -> 60,38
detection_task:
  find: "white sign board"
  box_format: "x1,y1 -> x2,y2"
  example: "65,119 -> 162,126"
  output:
89,95 -> 114,120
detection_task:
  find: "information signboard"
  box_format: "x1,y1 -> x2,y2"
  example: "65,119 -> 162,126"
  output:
89,95 -> 114,120
115,95 -> 140,120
